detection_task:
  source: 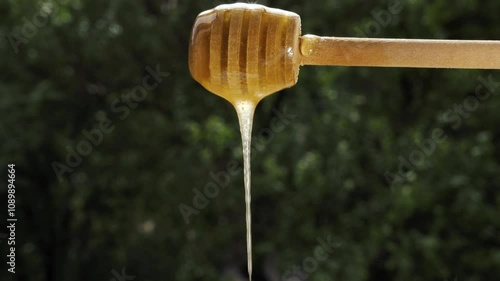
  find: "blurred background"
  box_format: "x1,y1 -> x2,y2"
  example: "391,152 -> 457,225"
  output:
1,0 -> 500,280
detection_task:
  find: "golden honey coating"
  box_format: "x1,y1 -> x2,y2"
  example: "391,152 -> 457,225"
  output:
189,3 -> 301,104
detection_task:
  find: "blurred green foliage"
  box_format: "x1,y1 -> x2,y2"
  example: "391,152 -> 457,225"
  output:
1,0 -> 499,281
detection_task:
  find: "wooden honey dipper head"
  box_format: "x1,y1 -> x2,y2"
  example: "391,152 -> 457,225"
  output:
189,3 -> 301,105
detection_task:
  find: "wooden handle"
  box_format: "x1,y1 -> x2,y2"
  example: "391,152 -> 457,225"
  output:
300,35 -> 500,69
